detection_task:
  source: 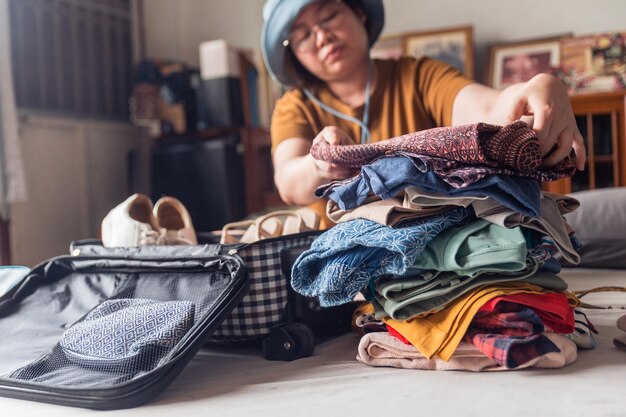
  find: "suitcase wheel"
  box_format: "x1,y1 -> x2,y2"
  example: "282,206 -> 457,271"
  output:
262,322 -> 315,361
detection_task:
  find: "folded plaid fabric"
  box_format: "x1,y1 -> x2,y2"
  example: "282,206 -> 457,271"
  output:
464,301 -> 560,369
310,121 -> 575,177
478,292 -> 575,334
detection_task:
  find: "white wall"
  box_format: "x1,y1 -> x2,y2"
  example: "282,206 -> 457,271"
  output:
143,0 -> 265,65
143,0 -> 626,81
10,116 -> 151,266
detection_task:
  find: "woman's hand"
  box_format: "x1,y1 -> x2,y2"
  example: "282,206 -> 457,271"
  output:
310,126 -> 358,180
272,126 -> 358,206
490,73 -> 586,170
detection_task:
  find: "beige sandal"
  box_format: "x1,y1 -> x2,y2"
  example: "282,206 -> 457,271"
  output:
219,217 -> 282,244
257,208 -> 320,236
284,208 -> 320,235
218,208 -> 320,244
219,220 -> 253,244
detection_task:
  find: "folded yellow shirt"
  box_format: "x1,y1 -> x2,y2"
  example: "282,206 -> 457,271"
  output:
383,283 -> 547,361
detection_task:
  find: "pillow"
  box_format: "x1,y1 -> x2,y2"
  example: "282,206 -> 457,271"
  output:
564,187 -> 626,268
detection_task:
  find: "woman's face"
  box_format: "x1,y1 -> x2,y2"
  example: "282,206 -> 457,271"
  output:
288,0 -> 369,83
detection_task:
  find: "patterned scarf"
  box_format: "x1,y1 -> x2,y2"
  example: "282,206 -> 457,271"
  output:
310,121 -> 575,176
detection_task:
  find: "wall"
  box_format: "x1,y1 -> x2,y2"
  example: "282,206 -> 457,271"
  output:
10,116 -> 151,266
383,0 -> 626,82
3,0 -> 152,266
142,0 -> 626,80
143,0 -> 265,65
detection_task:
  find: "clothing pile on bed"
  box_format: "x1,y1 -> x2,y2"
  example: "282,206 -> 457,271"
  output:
291,121 -> 596,371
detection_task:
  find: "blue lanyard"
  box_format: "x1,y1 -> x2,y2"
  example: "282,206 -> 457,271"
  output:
303,58 -> 372,144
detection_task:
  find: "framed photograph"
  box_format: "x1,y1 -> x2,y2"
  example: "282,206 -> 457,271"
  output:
370,35 -> 404,60
403,25 -> 474,78
488,35 -> 568,90
560,32 -> 626,94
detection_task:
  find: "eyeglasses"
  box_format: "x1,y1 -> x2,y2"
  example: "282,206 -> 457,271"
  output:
283,0 -> 346,53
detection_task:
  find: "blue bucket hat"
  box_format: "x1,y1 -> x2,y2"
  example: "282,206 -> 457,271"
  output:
261,0 -> 384,88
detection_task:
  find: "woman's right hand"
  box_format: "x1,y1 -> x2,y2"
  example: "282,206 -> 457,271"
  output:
310,126 -> 357,180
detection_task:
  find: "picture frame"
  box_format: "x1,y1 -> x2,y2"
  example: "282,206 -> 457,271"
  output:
370,35 -> 404,60
403,25 -> 474,78
488,35 -> 568,90
560,32 -> 626,94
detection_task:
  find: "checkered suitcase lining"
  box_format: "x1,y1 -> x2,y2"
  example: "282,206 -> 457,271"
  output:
209,234 -> 317,342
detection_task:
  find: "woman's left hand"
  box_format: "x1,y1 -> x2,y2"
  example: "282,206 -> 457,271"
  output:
492,73 -> 586,170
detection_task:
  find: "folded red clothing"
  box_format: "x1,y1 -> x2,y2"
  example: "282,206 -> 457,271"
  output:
465,301 -> 561,369
478,292 -> 574,334
387,323 -> 412,345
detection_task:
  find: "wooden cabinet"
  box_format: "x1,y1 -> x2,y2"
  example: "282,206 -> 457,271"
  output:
240,127 -> 283,213
543,91 -> 626,194
155,127 -> 282,218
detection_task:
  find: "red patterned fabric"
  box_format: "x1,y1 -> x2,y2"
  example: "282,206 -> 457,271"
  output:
478,292 -> 574,334
311,121 -> 570,174
465,301 -> 560,369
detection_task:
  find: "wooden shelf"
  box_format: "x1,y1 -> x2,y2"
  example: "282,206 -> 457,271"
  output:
240,127 -> 283,214
592,155 -> 615,163
543,90 -> 626,194
154,126 -> 282,218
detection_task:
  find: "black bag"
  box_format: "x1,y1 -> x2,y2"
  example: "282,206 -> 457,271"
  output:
0,232 -> 354,409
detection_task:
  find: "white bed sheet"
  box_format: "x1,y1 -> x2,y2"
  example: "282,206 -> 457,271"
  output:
2,268 -> 626,417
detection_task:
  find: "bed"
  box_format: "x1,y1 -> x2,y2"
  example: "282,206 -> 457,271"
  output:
1,267 -> 624,417
4,188 -> 626,415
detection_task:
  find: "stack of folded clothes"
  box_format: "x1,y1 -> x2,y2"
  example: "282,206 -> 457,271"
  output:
291,121 -> 589,371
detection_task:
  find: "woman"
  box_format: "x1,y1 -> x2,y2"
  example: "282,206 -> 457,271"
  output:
261,0 -> 586,228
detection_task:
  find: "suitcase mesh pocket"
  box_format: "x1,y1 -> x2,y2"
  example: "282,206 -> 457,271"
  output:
0,257 -> 242,388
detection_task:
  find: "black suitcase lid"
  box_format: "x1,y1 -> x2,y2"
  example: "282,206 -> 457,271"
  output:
0,247 -> 248,410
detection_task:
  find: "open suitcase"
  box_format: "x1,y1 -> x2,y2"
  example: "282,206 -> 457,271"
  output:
0,232 -> 354,409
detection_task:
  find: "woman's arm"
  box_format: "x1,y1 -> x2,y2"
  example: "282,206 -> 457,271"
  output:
451,73 -> 586,170
273,126 -> 357,205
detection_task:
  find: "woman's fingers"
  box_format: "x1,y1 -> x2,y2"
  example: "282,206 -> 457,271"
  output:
311,157 -> 355,180
318,126 -> 355,146
530,103 -> 557,156
572,128 -> 587,170
540,126 -> 575,168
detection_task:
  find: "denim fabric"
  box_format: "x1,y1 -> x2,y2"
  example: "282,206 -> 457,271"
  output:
316,156 -> 541,217
540,257 -> 562,273
291,207 -> 474,306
